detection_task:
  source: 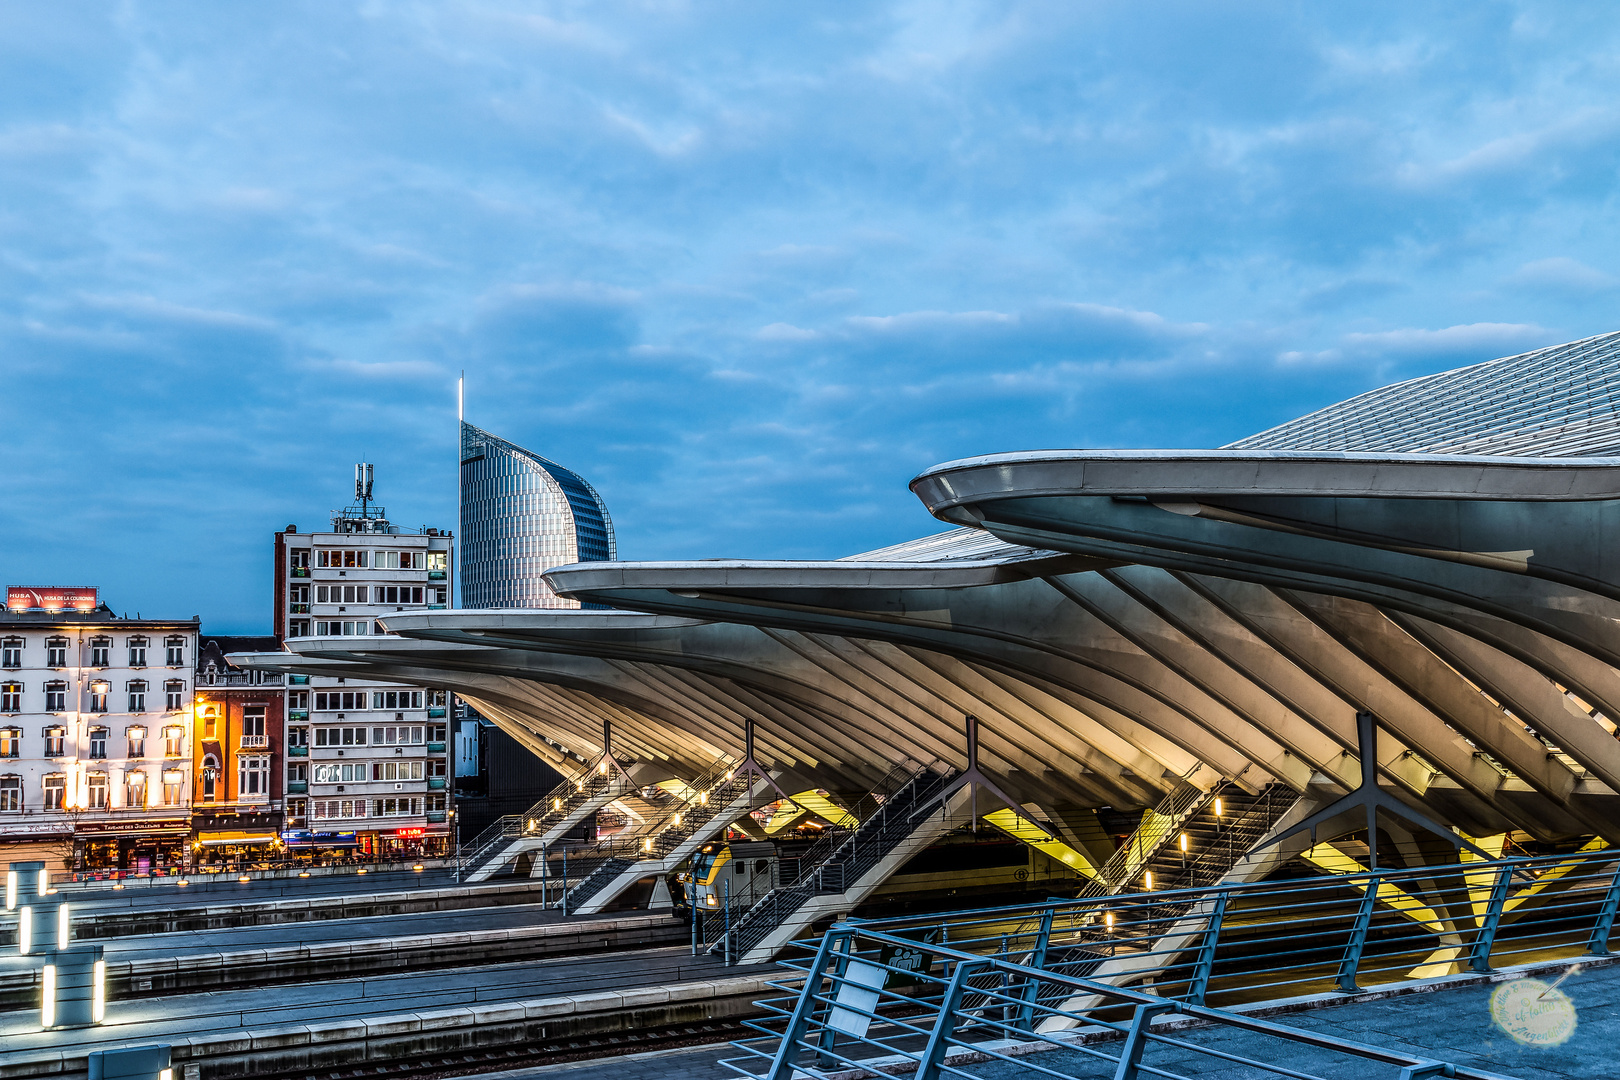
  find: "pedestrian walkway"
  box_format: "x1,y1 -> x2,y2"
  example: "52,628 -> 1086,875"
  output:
485,960 -> 1620,1080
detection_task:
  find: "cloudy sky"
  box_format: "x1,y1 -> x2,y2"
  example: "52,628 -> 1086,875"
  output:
4,2 -> 1619,631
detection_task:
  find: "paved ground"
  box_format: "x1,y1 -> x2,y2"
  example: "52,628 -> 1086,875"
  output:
58,866 -> 471,908
0,944 -> 742,1054
483,962 -> 1620,1080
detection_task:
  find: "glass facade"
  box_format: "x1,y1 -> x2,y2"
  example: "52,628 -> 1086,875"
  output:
459,422 -> 617,609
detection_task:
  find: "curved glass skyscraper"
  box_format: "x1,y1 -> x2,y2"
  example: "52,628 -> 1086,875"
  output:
459,422 -> 616,609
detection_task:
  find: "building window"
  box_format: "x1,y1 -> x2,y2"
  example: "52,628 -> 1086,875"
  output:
287,762 -> 308,782
314,620 -> 371,637
288,619 -> 311,638
43,726 -> 65,757
90,638 -> 110,668
433,587 -> 448,605
242,705 -> 267,748
88,726 -> 108,759
288,725 -> 309,747
201,753 -> 219,801
371,797 -> 422,817
0,775 -> 19,812
371,690 -> 424,710
0,728 -> 19,758
313,762 -> 370,783
162,769 -> 184,806
0,683 -> 18,713
311,798 -> 368,820
163,725 -> 183,758
316,549 -> 370,568
89,684 -> 109,712
128,680 -> 147,713
313,726 -> 368,746
371,760 -> 424,781
427,793 -> 447,812
0,639 -> 19,668
127,725 -> 147,757
198,702 -> 218,738
314,584 -> 373,604
238,754 -> 268,796
375,585 -> 426,605
125,770 -> 146,808
43,773 -> 65,810
128,637 -> 148,668
46,638 -> 67,668
45,681 -> 65,712
314,691 -> 369,712
370,725 -> 425,746
428,690 -> 447,708
166,637 -> 185,666
288,797 -> 307,820
86,771 -> 109,809
165,680 -> 184,711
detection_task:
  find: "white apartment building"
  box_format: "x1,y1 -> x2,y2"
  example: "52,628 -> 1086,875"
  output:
0,589 -> 196,873
273,472 -> 454,859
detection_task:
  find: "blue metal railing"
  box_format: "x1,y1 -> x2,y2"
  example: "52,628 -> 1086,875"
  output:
726,920 -> 1522,1080
727,848 -> 1619,1080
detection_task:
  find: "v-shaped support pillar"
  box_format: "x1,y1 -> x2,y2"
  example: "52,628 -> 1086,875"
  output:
727,720 -> 798,807
594,720 -> 638,787
912,715 -> 1020,825
1252,710 -> 1491,870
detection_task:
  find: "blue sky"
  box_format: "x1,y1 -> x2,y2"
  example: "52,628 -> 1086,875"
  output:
4,2 -> 1620,631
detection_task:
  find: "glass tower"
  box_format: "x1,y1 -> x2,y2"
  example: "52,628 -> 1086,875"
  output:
459,423 -> 617,609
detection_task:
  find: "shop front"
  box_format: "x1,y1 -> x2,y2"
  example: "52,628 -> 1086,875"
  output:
281,828 -> 360,862
78,818 -> 190,875
192,809 -> 284,869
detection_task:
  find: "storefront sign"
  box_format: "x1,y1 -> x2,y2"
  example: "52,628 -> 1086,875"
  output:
394,827 -> 425,838
7,586 -> 98,613
281,829 -> 359,847
79,819 -> 189,836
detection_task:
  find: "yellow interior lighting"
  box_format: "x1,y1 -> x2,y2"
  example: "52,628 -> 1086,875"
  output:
981,808 -> 1099,880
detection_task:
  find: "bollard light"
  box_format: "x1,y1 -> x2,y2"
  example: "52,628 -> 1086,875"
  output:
112,881 -> 124,891
41,946 -> 104,1029
413,863 -> 424,872
357,868 -> 367,875
237,875 -> 250,884
177,879 -> 188,887
299,870 -> 310,878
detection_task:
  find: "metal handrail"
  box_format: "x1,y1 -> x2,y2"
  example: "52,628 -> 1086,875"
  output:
723,918 -> 1525,1080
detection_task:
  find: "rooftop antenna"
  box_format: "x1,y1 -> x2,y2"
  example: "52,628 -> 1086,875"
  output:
355,462 -> 374,517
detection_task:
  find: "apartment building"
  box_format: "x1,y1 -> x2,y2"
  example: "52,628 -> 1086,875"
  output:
191,637 -> 285,863
0,587 -> 197,873
272,467 -> 454,859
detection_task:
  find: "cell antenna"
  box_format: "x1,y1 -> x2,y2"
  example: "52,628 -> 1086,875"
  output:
355,462 -> 374,510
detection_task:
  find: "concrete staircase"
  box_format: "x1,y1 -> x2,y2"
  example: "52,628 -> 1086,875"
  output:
718,764 -> 966,965
559,766 -> 775,915
461,762 -> 655,882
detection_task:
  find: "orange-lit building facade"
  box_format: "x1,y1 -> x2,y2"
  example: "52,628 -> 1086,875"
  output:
190,638 -> 285,864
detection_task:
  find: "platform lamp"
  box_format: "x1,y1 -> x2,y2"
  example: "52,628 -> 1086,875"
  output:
41,944 -> 105,1028
88,1044 -> 171,1080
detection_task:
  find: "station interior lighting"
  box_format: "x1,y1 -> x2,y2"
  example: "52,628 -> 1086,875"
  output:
1214,797 -> 1223,818
1144,871 -> 1153,890
1180,833 -> 1189,853
4,870 -> 14,911
59,904 -> 70,947
18,906 -> 31,954
41,963 -> 54,1027
1105,911 -> 1114,930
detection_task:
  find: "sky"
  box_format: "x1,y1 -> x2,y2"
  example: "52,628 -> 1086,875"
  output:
4,2 -> 1620,632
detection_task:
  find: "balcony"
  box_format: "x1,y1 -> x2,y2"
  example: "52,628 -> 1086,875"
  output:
426,811 -> 447,824
288,746 -> 308,758
427,570 -> 447,580
289,603 -> 310,614
289,675 -> 310,685
289,709 -> 308,722
287,781 -> 308,794
240,735 -> 269,750
427,777 -> 447,790
291,567 -> 310,578
427,708 -> 447,719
